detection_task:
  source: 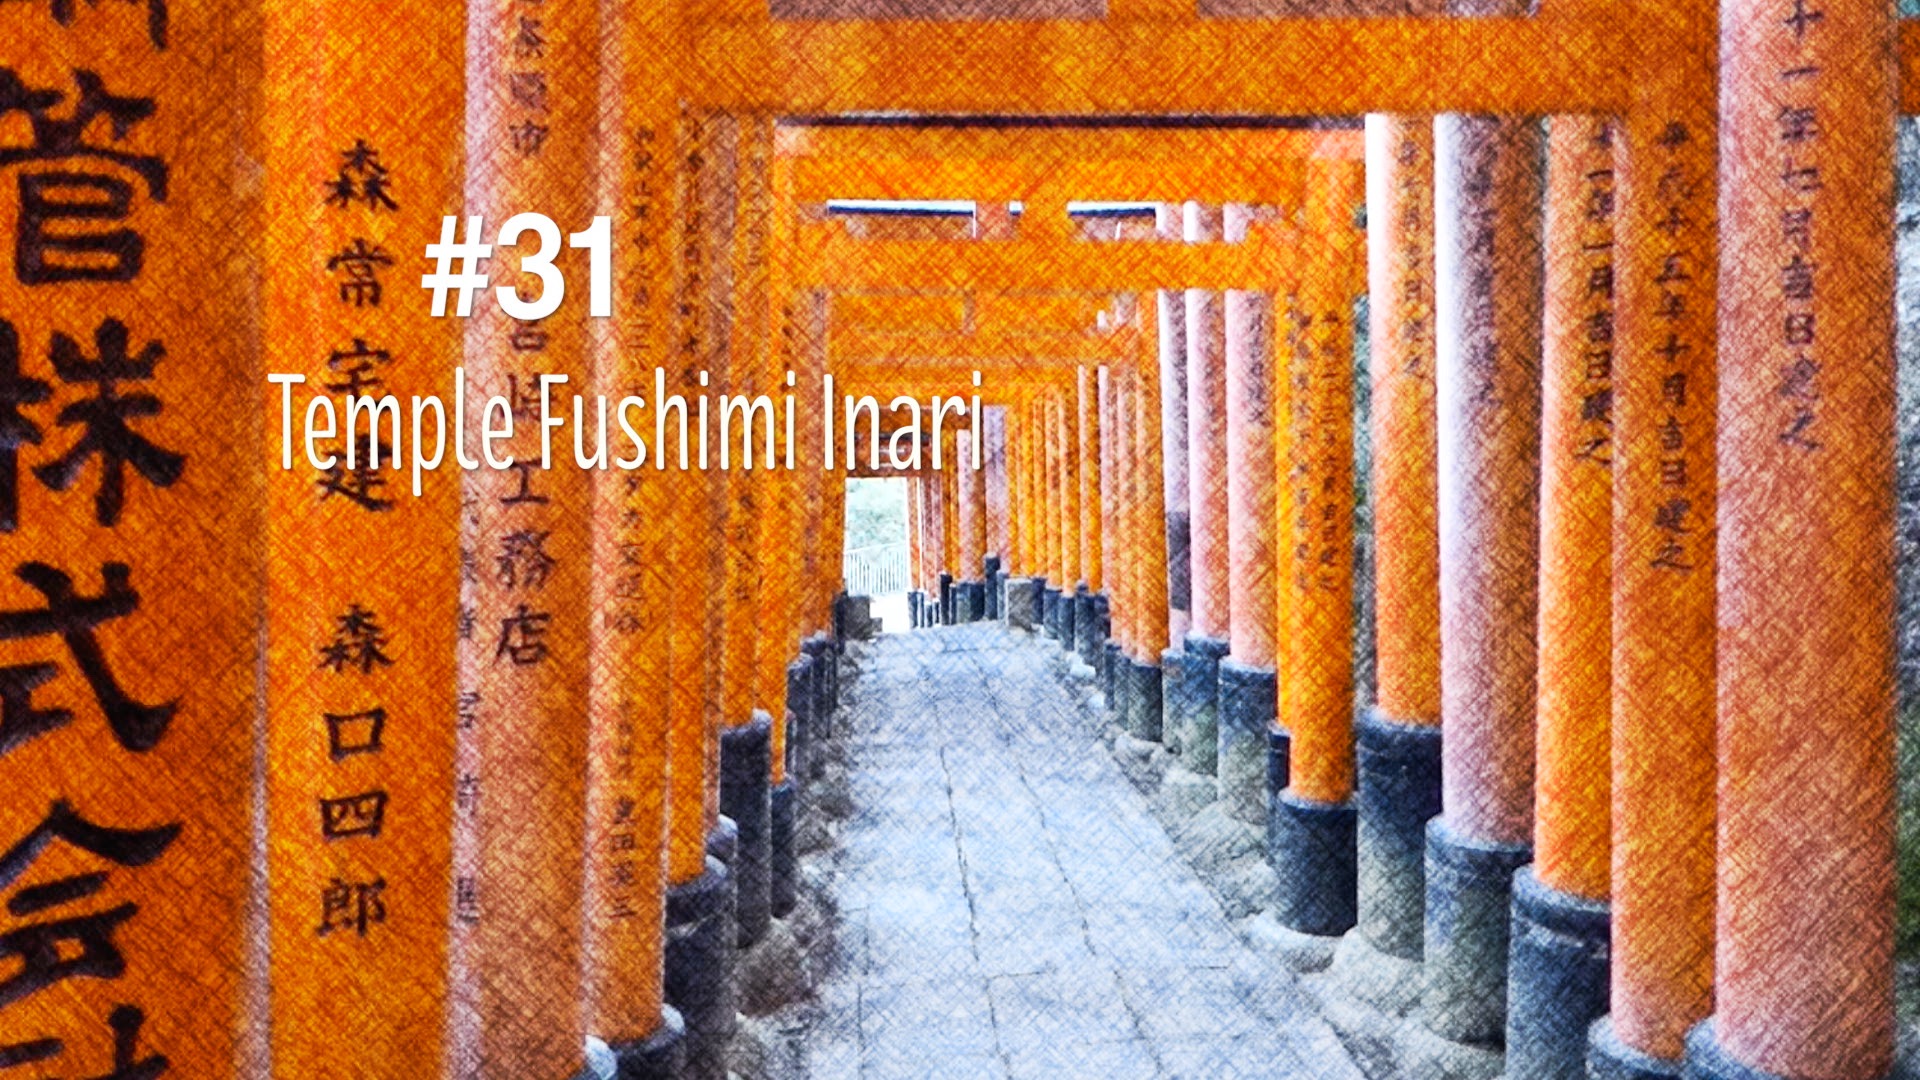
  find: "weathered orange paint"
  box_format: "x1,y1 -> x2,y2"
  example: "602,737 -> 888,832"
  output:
1609,7 -> 1718,1053
451,0 -> 596,1071
1715,0 -> 1897,1071
1365,115 -> 1441,727
1186,202 -> 1232,642
1282,161 -> 1363,807
1532,116 -> 1616,904
1224,204 -> 1276,670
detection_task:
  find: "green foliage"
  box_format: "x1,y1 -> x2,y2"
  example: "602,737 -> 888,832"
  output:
844,477 -> 908,550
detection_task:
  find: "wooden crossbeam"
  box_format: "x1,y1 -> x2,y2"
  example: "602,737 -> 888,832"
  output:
687,15 -> 1628,115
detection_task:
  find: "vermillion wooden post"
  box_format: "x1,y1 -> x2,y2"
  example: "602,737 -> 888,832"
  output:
662,110 -> 737,1080
1690,0 -> 1897,1074
757,149 -> 802,921
1506,115 -> 1616,1079
696,119 -> 738,889
1161,214 -> 1193,649
1043,393 -> 1065,638
1059,378 -> 1080,645
583,0 -> 689,1071
1126,304 -> 1172,741
1179,200 -> 1232,778
930,431 -> 953,622
1107,377 -> 1133,721
1588,0 -> 1718,1072
1100,366 -> 1124,697
1007,401 -> 1037,629
452,0 -> 595,1074
908,476 -> 927,624
1,6 -> 259,1076
1357,113 -> 1445,963
942,429 -> 960,621
1219,203 -> 1278,826
718,115 -> 774,951
1424,104 -> 1545,1047
1075,364 -> 1103,659
262,0 -> 461,1073
1271,159 -> 1364,939
986,404 -> 1010,619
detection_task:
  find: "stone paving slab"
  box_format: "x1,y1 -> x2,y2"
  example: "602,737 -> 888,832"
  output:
810,624 -> 1366,1080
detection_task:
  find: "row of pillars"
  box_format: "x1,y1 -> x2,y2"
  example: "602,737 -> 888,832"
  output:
8,4 -> 869,1080
902,37 -> 1898,1080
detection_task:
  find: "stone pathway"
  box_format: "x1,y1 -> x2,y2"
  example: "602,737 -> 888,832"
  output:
806,623 -> 1366,1079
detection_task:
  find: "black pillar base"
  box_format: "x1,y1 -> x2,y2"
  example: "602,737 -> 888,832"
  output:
1074,587 -> 1098,665
969,581 -> 988,622
1355,709 -> 1443,961
909,589 -> 925,628
984,556 -> 1002,620
1217,659 -> 1276,824
1124,657 -> 1163,741
1158,646 -> 1190,756
1181,635 -> 1230,777
719,712 -> 774,947
1588,1017 -> 1684,1080
769,778 -> 797,918
939,572 -> 954,625
1267,726 -> 1291,795
1041,586 -> 1062,641
1092,593 -> 1110,648
1103,640 -> 1123,716
802,635 -> 833,739
1269,791 -> 1358,937
665,857 -> 738,1080
1506,866 -> 1610,1080
1422,817 -> 1532,1047
595,1005 -> 687,1080
786,656 -> 813,781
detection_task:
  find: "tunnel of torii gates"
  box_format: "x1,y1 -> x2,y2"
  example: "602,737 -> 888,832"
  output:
15,0 -> 1920,1078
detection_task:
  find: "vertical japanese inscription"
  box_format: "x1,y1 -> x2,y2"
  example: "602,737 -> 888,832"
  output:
1,3 -> 257,1077
261,0 -> 463,1073
451,0 -> 594,1075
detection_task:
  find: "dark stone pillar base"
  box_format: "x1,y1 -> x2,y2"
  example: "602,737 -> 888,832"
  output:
1158,646 -> 1189,756
939,572 -> 954,625
1074,587 -> 1099,664
665,857 -> 738,1080
802,635 -> 834,739
1124,657 -> 1163,741
1181,635 -> 1229,777
786,656 -> 813,781
1102,640 -> 1123,716
1041,586 -> 1062,640
1422,817 -> 1531,1047
1506,866 -> 1610,1080
593,1005 -> 687,1080
1269,791 -> 1358,937
1006,576 -> 1038,630
1588,1017 -> 1684,1080
720,713 -> 773,947
984,556 -> 1002,620
1356,709 -> 1443,960
1684,1020 -> 1850,1080
1218,659 -> 1276,825
769,778 -> 797,918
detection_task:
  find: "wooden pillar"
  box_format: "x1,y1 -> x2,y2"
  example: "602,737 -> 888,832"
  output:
1160,210 -> 1193,642
987,405 -> 1011,568
262,0 -> 463,1073
1590,0 -> 1718,1069
452,0 -> 596,1072
1079,366 -> 1103,593
1271,160 -> 1364,937
1219,202 -> 1278,824
1695,0 -> 1897,1074
1503,115 -> 1617,1077
1185,201 -> 1231,644
1423,103 -> 1545,1045
1358,113 -> 1444,961
583,0 -> 685,1064
661,109 -> 735,1079
0,5 -> 260,1076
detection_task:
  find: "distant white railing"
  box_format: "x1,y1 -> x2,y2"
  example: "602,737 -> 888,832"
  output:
845,541 -> 911,597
